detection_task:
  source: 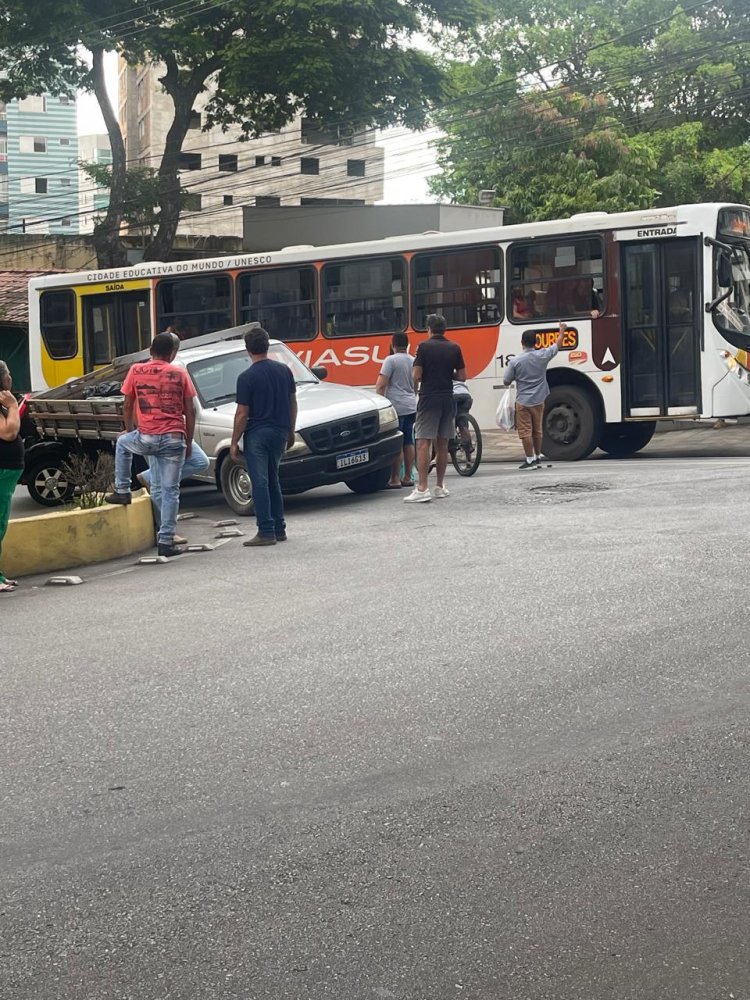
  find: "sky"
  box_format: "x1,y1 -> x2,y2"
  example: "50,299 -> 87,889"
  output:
75,52 -> 439,204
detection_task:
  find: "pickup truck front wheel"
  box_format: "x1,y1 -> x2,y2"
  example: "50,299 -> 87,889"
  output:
26,455 -> 76,507
219,456 -> 255,517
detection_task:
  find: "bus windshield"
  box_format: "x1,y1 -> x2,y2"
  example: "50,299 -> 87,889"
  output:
714,242 -> 750,339
187,343 -> 317,408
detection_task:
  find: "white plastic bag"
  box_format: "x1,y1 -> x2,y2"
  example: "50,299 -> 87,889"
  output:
496,385 -> 516,431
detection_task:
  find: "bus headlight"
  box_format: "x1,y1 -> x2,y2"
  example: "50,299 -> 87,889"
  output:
378,404 -> 399,432
286,433 -> 310,456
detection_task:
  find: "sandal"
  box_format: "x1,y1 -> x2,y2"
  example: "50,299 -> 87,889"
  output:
400,479 -> 414,487
0,581 -> 17,593
386,483 -> 403,490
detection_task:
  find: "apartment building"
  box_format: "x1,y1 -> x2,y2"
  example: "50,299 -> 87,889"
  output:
78,133 -> 112,233
118,61 -> 385,238
0,94 -> 79,235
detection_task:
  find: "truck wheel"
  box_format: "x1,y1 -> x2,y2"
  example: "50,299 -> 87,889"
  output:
219,455 -> 255,516
543,385 -> 602,461
345,467 -> 390,494
598,421 -> 656,457
26,455 -> 75,507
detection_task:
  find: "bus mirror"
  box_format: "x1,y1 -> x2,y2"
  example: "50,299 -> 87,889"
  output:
311,365 -> 328,380
717,252 -> 732,288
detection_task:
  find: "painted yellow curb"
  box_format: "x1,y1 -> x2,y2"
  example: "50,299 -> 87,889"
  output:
3,491 -> 155,579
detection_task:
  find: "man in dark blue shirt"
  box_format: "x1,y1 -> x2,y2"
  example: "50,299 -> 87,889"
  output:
230,328 -> 297,546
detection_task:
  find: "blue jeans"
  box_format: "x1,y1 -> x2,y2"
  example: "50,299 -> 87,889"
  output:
244,425 -> 287,538
115,431 -> 186,545
142,442 -> 210,529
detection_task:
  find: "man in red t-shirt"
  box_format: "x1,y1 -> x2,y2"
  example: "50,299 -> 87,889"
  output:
106,333 -> 196,557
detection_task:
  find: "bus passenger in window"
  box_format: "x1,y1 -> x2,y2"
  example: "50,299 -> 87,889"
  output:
376,332 -> 417,488
512,286 -> 534,320
567,278 -> 600,318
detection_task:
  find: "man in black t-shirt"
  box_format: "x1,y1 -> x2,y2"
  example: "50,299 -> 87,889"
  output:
230,329 -> 298,546
405,314 -> 466,503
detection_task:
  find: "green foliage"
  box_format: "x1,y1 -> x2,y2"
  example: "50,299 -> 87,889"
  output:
79,161 -> 188,238
431,0 -> 750,221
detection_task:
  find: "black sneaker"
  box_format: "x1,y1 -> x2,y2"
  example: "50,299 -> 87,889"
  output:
518,461 -> 538,470
275,531 -> 288,541
158,542 -> 183,557
105,491 -> 132,505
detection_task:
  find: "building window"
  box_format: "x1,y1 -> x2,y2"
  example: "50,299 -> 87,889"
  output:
301,118 -> 338,146
255,196 -> 280,207
34,137 -> 47,153
59,94 -> 70,105
19,95 -> 46,114
223,195 -> 234,206
60,137 -> 70,146
255,155 -> 266,167
61,217 -> 72,227
219,154 -> 238,172
271,156 -> 281,167
60,178 -> 71,187
35,178 -> 48,194
323,257 -> 406,337
239,266 -> 317,342
300,157 -> 319,175
40,290 -> 77,359
178,152 -> 201,171
184,194 -> 202,211
188,111 -> 201,130
508,237 -> 605,322
157,275 -> 233,339
347,159 -> 366,177
412,246 -> 503,330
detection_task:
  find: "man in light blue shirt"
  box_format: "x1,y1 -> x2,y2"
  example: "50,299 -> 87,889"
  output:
504,322 -> 567,469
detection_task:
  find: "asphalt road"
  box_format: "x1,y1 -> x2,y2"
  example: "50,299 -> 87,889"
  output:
3,457 -> 750,999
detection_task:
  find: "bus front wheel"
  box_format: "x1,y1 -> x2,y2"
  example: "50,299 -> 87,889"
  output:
598,421 -> 656,458
543,385 -> 602,461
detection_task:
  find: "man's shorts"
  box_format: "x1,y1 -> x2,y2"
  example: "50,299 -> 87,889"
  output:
454,393 -> 473,429
515,402 -> 545,440
415,396 -> 456,440
398,412 -> 416,446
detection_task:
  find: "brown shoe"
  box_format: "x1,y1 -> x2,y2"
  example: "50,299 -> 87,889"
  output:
173,534 -> 188,545
243,534 -> 277,547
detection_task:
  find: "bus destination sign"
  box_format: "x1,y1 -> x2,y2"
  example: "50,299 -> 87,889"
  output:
533,327 -> 579,351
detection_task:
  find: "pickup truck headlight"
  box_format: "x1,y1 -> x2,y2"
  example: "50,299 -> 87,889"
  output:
286,432 -> 310,456
378,404 -> 399,432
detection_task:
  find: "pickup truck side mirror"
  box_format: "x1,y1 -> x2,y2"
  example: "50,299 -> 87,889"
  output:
311,365 -> 328,380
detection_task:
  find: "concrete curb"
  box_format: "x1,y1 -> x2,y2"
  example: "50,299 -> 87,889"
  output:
4,491 -> 155,579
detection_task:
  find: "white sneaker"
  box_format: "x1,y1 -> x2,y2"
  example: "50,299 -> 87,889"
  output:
433,485 -> 450,498
403,487 -> 432,503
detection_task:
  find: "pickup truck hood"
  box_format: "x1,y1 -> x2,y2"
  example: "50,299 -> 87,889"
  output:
201,382 -> 387,429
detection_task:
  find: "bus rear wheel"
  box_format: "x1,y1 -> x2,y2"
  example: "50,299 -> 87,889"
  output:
598,421 -> 656,458
543,385 -> 602,461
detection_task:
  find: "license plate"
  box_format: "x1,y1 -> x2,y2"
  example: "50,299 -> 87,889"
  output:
336,448 -> 369,470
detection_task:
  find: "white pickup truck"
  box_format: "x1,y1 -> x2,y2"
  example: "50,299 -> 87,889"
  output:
22,327 -> 403,515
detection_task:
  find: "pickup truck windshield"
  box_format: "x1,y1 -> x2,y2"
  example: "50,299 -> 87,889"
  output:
188,344 -> 317,407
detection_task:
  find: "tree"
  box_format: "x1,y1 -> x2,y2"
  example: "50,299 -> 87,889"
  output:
0,0 -> 482,265
430,0 -> 750,221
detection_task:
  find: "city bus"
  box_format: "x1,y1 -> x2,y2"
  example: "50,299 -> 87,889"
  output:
26,202 -> 750,459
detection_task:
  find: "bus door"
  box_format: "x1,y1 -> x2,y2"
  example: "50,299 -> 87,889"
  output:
82,290 -> 151,372
621,239 -> 701,417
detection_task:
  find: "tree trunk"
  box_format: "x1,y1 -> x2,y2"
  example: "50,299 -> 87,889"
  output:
91,47 -> 128,269
142,99 -> 192,261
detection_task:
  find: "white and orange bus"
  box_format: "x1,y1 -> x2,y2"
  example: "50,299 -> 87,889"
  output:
27,202 -> 750,459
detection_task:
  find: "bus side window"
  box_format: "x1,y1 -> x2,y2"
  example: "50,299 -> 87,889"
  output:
238,266 -> 317,342
40,290 -> 77,359
412,246 -> 503,330
509,238 -> 605,322
157,275 -> 233,339
323,257 -> 406,337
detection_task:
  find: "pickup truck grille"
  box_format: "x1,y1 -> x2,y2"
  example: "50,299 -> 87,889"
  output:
302,412 -> 379,454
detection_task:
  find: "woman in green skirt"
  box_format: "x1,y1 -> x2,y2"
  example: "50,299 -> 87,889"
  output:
0,360 -> 24,593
